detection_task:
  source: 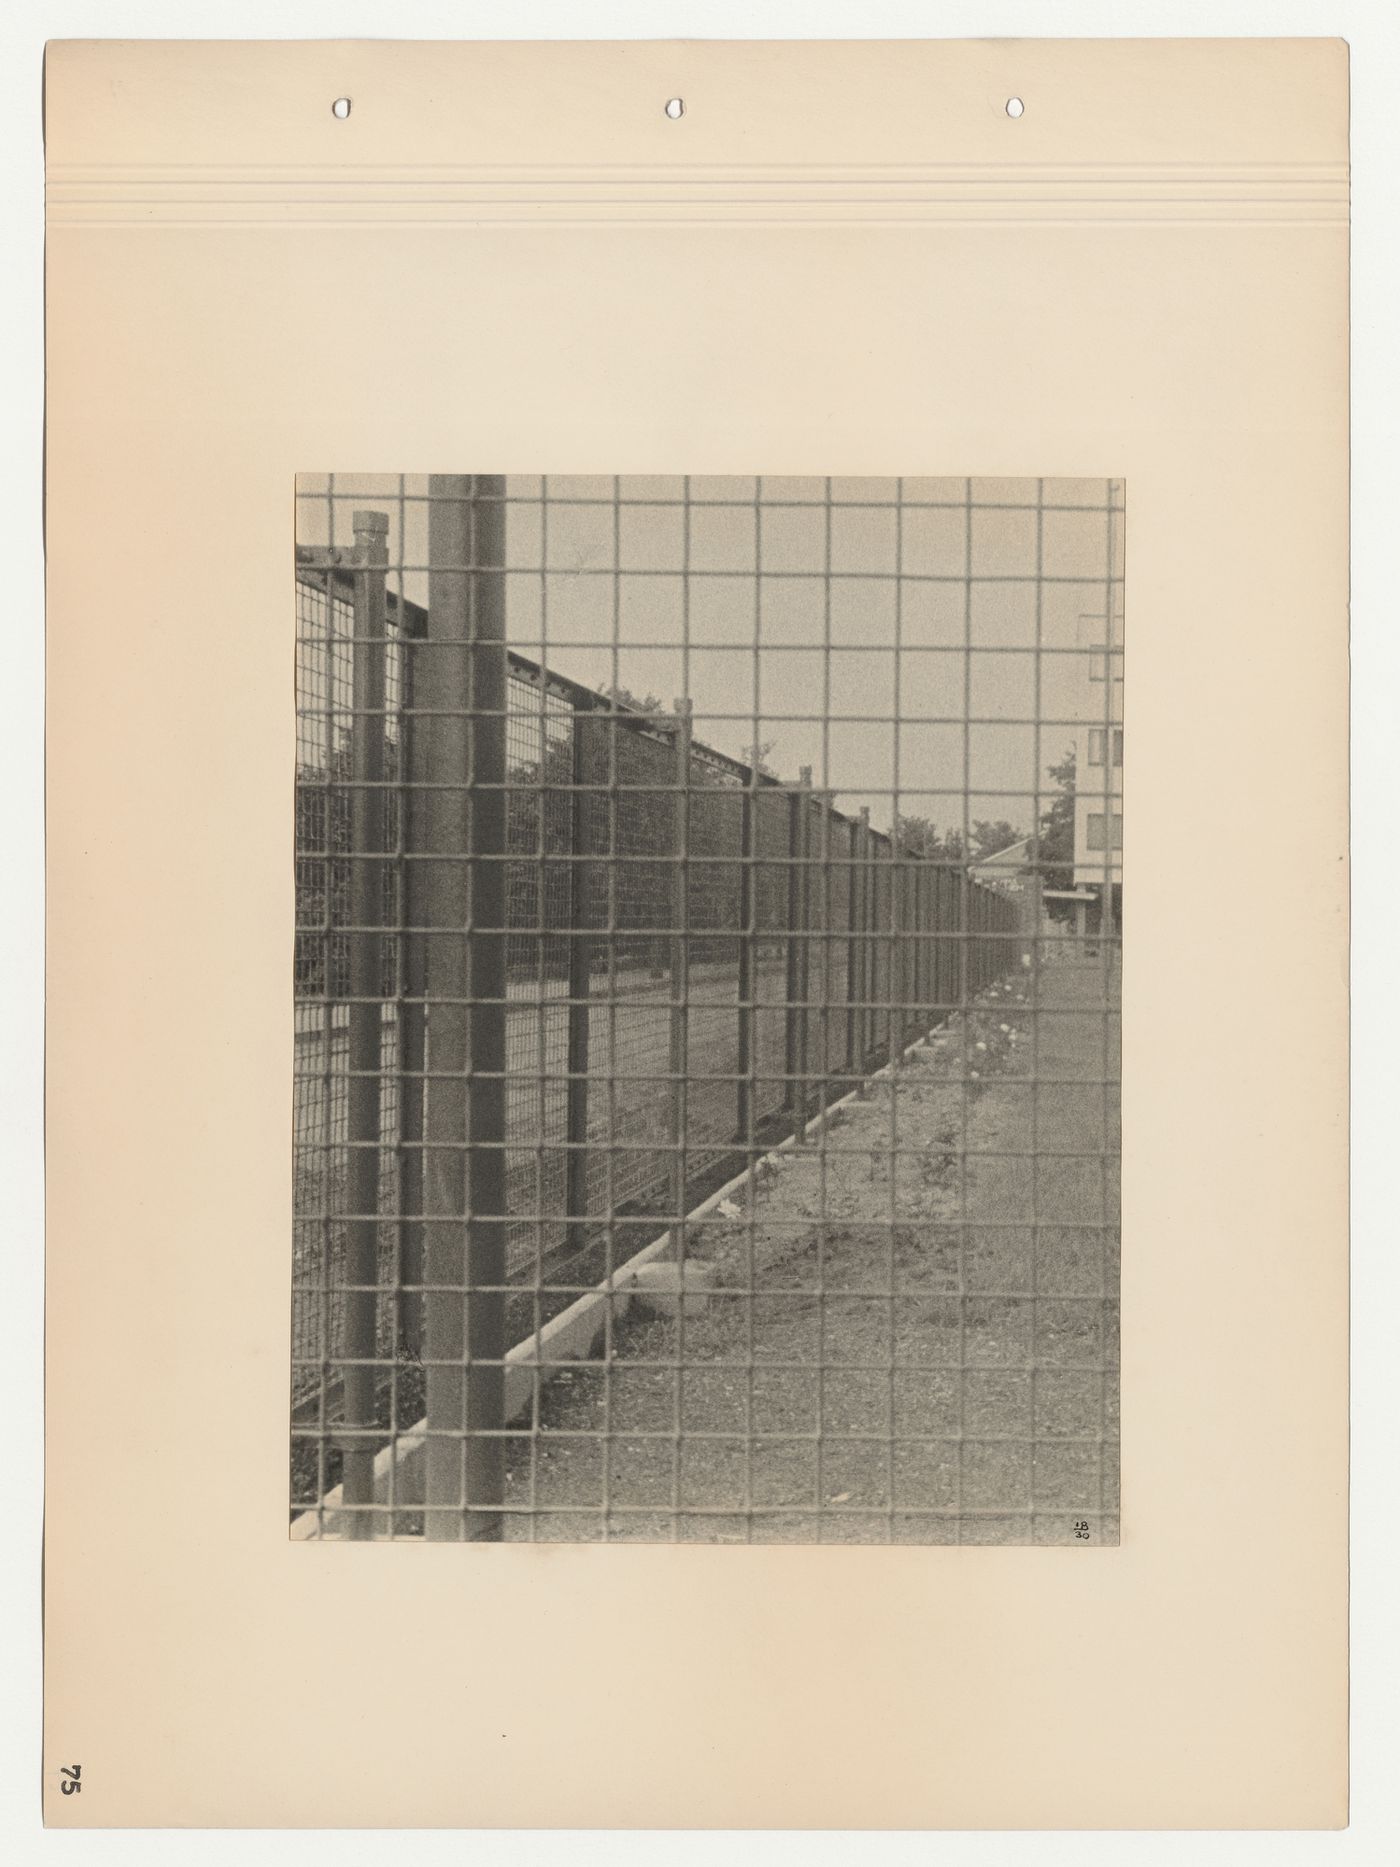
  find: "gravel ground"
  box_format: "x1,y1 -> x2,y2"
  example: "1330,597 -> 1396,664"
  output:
500,951 -> 1121,1544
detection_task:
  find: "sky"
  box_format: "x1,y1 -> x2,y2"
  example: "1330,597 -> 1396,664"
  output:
296,473 -> 1125,840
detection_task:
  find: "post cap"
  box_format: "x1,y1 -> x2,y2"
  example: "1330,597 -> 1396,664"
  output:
352,510 -> 390,536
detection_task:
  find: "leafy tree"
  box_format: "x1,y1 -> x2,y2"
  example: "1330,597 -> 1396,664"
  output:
969,818 -> 1023,861
895,814 -> 1025,865
893,813 -> 964,863
1030,748 -> 1076,920
603,684 -> 670,720
742,739 -> 780,780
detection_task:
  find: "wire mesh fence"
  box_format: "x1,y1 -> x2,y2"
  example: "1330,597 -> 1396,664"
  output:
291,475 -> 1123,1544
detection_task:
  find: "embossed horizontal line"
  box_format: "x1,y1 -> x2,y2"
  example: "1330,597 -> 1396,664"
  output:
46,215 -> 1350,232
43,160 -> 1349,227
45,159 -> 1352,179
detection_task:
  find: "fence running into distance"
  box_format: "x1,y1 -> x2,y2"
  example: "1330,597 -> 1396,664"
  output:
292,475 -> 1120,1543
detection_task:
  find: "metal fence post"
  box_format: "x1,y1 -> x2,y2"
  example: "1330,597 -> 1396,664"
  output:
948,866 -> 960,1013
910,851 -> 922,1045
883,837 -> 897,1065
915,859 -> 925,1038
421,475 -> 508,1542
892,847 -> 903,1050
844,812 -> 860,1077
782,768 -> 805,1122
927,864 -> 937,1023
926,861 -> 937,1022
910,855 -> 922,1030
337,510 -> 390,1537
796,769 -> 813,1133
983,882 -> 992,990
735,778 -> 754,1146
931,865 -> 943,1026
396,601 -> 427,1367
981,883 -> 992,989
565,700 -> 594,1263
668,698 -> 693,1262
782,768 -> 812,1134
860,808 -> 875,1068
815,789 -> 834,1098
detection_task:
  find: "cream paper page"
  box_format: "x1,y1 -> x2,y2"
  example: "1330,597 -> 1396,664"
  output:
44,38 -> 1347,1828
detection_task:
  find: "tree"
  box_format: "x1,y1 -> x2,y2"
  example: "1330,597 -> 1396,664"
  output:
1030,748 -> 1076,921
969,818 -> 1023,862
603,684 -> 670,720
893,813 -> 964,863
742,739 -> 780,780
894,814 -> 1027,865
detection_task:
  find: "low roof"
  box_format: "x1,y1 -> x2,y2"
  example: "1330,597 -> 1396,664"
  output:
969,837 -> 1033,870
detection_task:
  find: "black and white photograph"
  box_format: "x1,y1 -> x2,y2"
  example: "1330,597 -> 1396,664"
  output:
291,474 -> 1123,1544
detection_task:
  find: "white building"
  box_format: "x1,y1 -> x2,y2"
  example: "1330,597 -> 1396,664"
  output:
1071,610 -> 1123,908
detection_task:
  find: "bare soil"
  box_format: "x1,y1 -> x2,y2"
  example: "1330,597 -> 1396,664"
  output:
500,953 -> 1121,1544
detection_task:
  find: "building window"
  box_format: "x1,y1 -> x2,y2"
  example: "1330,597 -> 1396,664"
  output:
1088,649 -> 1124,684
1087,728 -> 1123,768
1086,812 -> 1123,852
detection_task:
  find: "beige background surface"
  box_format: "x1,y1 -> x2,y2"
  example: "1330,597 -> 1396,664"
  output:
43,38 -> 1348,1828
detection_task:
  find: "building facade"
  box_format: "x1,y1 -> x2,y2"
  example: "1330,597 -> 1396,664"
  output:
1071,609 -> 1123,926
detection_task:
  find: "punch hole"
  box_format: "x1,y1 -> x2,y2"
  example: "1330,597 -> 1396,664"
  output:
664,97 -> 685,119
332,97 -> 352,120
1005,96 -> 1024,118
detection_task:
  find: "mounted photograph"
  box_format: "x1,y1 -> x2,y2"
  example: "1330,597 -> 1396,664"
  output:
290,474 -> 1123,1544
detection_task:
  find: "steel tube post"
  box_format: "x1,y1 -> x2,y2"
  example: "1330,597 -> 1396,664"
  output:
922,858 -> 933,1023
932,866 -> 943,1023
927,863 -> 937,1021
984,884 -> 992,989
907,856 -> 918,1027
815,790 -> 834,1095
668,699 -> 693,1264
851,810 -> 862,1075
948,870 -> 963,1030
888,843 -> 899,1067
339,511 -> 389,1537
981,884 -> 990,989
932,866 -> 944,1025
879,840 -> 889,1059
912,859 -> 921,1039
860,808 -> 874,1067
794,769 -> 812,1137
564,703 -> 593,1263
783,771 -> 812,1130
422,475 -> 508,1541
396,604 -> 427,1366
899,851 -> 910,1045
736,783 -> 754,1146
783,772 -> 803,1116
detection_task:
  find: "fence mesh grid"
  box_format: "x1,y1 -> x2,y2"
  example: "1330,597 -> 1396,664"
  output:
291,475 -> 1123,1544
